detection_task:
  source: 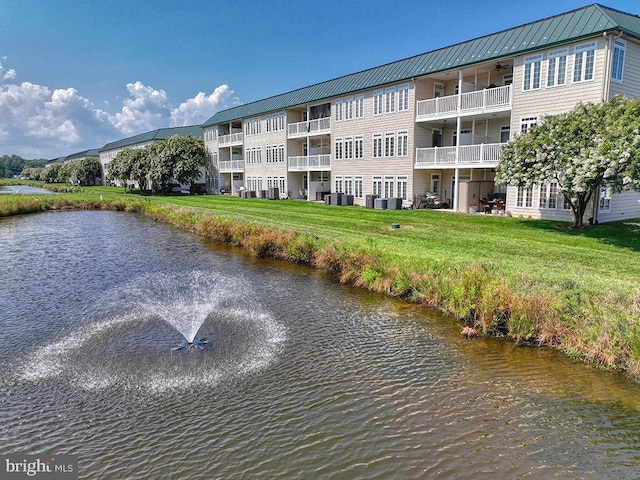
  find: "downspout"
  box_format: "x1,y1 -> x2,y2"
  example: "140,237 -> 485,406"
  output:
454,70 -> 463,211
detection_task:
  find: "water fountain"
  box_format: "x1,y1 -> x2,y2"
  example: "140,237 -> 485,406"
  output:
16,270 -> 286,393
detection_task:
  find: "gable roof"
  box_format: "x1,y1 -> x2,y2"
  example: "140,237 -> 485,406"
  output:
202,3 -> 640,127
100,125 -> 202,152
65,148 -> 100,160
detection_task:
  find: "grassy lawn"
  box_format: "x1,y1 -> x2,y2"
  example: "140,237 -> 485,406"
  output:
3,182 -> 640,376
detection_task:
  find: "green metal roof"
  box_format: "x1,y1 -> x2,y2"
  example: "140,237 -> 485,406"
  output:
100,125 -> 203,152
202,3 -> 640,127
65,148 -> 100,160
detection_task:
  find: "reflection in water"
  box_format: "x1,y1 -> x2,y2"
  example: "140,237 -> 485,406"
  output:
1,211 -> 640,479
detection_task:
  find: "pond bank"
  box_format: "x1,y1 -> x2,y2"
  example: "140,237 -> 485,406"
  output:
3,190 -> 640,381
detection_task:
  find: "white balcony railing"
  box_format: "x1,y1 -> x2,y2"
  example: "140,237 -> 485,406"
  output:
218,159 -> 244,172
288,154 -> 331,171
415,143 -> 506,167
287,117 -> 331,138
218,132 -> 244,147
416,85 -> 512,120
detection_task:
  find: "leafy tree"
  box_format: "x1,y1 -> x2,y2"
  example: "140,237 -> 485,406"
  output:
167,135 -> 207,188
75,157 -> 102,186
497,95 -> 640,228
129,148 -> 151,191
106,150 -> 134,191
147,141 -> 175,193
42,163 -> 62,183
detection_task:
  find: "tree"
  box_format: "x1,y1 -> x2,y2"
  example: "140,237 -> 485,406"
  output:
106,150 -> 134,191
75,158 -> 102,186
496,95 -> 640,228
166,135 -> 207,188
129,148 -> 151,191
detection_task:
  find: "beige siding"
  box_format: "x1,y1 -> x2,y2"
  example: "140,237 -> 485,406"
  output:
609,37 -> 640,98
599,191 -> 640,222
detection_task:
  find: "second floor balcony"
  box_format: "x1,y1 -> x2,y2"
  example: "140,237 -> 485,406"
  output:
218,132 -> 244,147
218,159 -> 244,173
415,143 -> 505,169
287,117 -> 331,138
416,84 -> 512,122
288,154 -> 331,171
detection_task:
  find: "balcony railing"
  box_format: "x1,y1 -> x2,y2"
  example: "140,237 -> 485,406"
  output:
218,132 -> 244,147
287,117 -> 331,138
415,143 -> 506,168
416,85 -> 512,121
288,154 -> 331,171
218,159 -> 244,172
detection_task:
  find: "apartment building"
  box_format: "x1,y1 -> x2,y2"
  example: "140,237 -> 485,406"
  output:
202,4 -> 640,222
99,125 -> 203,188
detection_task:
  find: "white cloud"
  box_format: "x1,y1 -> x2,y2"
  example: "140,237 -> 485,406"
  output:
0,60 -> 238,158
170,84 -> 238,126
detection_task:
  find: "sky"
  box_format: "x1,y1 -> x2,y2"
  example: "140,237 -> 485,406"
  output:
1,0 -> 639,159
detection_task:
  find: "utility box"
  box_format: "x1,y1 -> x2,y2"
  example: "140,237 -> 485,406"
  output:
374,198 -> 388,210
366,194 -> 379,208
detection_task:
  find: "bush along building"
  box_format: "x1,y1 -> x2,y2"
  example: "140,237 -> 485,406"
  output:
202,3 -> 640,222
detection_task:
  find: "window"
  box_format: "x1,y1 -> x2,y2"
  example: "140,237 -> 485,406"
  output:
373,91 -> 384,115
335,176 -> 343,193
573,42 -> 596,82
398,84 -> 410,111
344,97 -> 354,120
246,147 -> 262,164
354,176 -> 363,198
266,113 -> 285,132
372,176 -> 382,196
547,49 -> 568,87
373,134 -> 383,158
385,87 -> 396,114
516,186 -> 534,208
335,99 -> 344,122
344,177 -> 353,196
539,182 -> 559,209
431,174 -> 440,193
354,136 -> 363,158
355,95 -> 364,118
397,131 -> 409,156
500,126 -> 511,143
244,119 -> 261,135
384,132 -> 395,157
384,176 -> 395,197
432,129 -> 442,147
520,116 -> 538,134
612,39 -> 626,83
434,83 -> 445,98
247,176 -> 263,192
266,145 -> 284,163
523,55 -> 542,90
344,137 -> 354,159
396,176 -> 408,200
599,184 -> 611,212
334,138 -> 343,160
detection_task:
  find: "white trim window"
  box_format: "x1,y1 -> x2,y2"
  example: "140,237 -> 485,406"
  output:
354,176 -> 363,198
520,116 -> 538,134
335,99 -> 344,122
523,54 -> 542,91
396,175 -> 408,200
373,134 -> 383,158
266,145 -> 284,163
547,48 -> 568,87
612,39 -> 626,83
599,184 -> 612,212
539,182 -> 559,209
344,176 -> 353,196
246,147 -> 262,164
385,87 -> 396,114
373,91 -> 384,115
372,176 -> 382,196
516,185 -> 534,208
344,97 -> 354,120
344,137 -> 354,159
266,113 -> 285,132
354,136 -> 363,159
398,84 -> 410,111
244,119 -> 261,135
334,138 -> 343,160
384,132 -> 395,157
500,125 -> 511,143
573,42 -> 596,82
355,95 -> 364,118
397,131 -> 409,156
335,176 -> 344,193
384,176 -> 395,197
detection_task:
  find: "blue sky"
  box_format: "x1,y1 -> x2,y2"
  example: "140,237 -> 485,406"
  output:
1,0 -> 639,159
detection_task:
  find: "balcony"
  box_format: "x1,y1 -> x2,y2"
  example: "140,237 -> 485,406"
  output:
288,154 -> 331,171
218,159 -> 244,173
218,132 -> 243,147
415,143 -> 505,168
287,117 -> 331,138
416,85 -> 512,122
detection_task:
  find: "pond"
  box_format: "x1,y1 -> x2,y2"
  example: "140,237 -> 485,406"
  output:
0,185 -> 55,194
1,210 -> 640,479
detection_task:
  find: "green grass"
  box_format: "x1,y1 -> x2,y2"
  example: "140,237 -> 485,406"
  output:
3,181 -> 640,378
